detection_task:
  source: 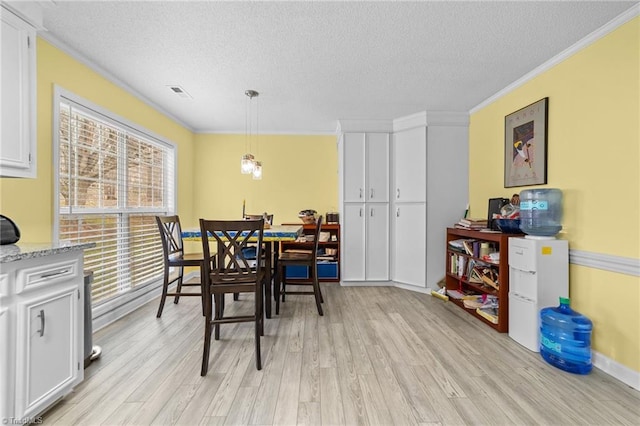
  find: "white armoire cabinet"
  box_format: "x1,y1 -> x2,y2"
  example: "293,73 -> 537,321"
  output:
0,5 -> 37,178
391,112 -> 469,289
338,123 -> 391,283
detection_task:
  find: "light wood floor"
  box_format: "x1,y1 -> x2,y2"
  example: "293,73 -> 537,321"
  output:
43,284 -> 639,425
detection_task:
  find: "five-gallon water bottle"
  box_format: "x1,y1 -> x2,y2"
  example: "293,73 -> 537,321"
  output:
540,297 -> 593,374
519,188 -> 563,237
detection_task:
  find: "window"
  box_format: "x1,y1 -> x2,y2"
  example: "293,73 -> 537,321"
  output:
55,89 -> 176,306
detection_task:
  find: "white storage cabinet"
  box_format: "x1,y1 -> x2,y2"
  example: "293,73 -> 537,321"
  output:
1,250 -> 84,420
391,113 -> 469,289
340,132 -> 390,282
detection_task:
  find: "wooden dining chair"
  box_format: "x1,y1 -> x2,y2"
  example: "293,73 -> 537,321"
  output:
199,218 -> 266,375
155,215 -> 212,318
275,215 -> 324,316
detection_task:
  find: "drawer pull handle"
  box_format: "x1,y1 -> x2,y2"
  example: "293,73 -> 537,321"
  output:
370,188 -> 374,199
359,188 -> 363,199
40,268 -> 70,279
38,309 -> 45,337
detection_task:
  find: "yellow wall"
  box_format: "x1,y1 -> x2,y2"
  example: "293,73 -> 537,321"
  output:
469,18 -> 640,372
0,39 -> 195,241
192,133 -> 339,226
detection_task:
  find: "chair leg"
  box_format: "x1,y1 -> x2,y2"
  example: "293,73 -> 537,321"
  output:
174,266 -> 184,304
201,299 -> 213,376
214,294 -> 222,340
156,269 -> 170,318
281,266 -> 287,302
255,284 -> 262,370
275,264 -> 282,315
199,265 -> 206,316
311,266 -> 323,316
233,293 -> 239,301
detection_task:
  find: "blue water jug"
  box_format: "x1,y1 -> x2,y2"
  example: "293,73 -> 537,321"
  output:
519,188 -> 563,237
540,297 -> 593,374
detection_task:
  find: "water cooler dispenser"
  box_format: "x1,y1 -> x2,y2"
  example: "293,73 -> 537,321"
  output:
508,237 -> 568,351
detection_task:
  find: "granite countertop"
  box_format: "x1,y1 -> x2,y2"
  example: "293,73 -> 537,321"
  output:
0,242 -> 96,263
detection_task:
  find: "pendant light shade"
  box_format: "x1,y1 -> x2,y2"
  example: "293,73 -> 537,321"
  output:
241,153 -> 255,174
252,161 -> 263,180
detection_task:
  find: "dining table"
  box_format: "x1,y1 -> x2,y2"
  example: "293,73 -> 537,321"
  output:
182,224 -> 303,318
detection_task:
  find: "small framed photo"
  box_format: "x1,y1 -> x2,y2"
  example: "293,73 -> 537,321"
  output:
504,97 -> 548,188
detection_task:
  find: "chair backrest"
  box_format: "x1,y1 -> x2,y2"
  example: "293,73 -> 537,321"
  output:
311,215 -> 323,260
244,213 -> 274,225
156,215 -> 184,261
200,218 -> 265,282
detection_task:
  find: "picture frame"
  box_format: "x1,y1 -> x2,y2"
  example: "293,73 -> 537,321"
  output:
504,97 -> 548,188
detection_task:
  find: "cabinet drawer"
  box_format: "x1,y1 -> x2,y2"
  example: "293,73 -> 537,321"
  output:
16,258 -> 81,294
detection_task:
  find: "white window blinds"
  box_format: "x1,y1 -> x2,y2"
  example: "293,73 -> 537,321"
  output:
57,95 -> 175,305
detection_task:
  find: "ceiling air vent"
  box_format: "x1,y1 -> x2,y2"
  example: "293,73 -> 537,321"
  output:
167,85 -> 193,99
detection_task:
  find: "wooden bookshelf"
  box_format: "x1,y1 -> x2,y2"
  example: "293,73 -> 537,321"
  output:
280,223 -> 340,282
445,227 -> 520,332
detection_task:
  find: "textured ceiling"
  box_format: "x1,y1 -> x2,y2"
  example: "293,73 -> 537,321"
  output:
40,1 -> 637,134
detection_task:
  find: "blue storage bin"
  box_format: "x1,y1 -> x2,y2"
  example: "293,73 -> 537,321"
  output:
284,265 -> 309,279
318,262 -> 338,279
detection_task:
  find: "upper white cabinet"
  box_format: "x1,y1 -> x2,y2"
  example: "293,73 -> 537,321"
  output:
1,5 -> 37,178
342,132 -> 389,203
393,126 -> 426,202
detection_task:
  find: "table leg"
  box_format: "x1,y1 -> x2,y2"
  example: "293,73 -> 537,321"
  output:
264,242 -> 272,319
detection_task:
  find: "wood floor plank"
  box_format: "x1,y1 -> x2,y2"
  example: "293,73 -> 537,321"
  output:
272,350 -> 302,426
298,313 -> 320,403
296,401 -> 321,426
319,367 -> 346,425
358,372 -> 393,426
332,322 -> 367,426
223,385 -> 258,426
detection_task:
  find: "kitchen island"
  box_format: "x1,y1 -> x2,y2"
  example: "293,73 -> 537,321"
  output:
0,242 -> 93,422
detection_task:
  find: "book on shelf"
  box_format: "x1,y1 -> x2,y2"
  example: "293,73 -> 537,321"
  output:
455,218 -> 488,230
446,289 -> 479,300
476,306 -> 499,324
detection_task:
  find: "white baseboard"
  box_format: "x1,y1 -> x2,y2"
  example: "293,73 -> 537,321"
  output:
593,351 -> 640,391
339,280 -> 391,287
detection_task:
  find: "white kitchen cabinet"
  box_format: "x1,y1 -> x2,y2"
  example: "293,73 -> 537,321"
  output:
365,204 -> 389,281
0,274 -> 9,421
0,5 -> 37,178
0,248 -> 85,420
341,132 -> 389,203
342,203 -> 389,282
393,126 -> 426,203
391,112 -> 469,289
342,203 -> 366,281
392,203 -> 426,287
339,128 -> 390,283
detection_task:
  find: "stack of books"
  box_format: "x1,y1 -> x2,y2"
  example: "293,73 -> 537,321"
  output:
455,218 -> 488,230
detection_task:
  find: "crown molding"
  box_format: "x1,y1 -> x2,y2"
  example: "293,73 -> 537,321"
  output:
470,4 -> 640,114
336,119 -> 394,134
393,111 -> 469,132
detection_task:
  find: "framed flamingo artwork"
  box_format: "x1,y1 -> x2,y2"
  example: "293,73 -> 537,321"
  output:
504,97 -> 548,187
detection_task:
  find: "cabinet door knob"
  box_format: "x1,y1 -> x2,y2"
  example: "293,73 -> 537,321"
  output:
370,188 -> 374,199
359,208 -> 363,217
396,188 -> 400,199
370,208 -> 374,217
396,208 -> 400,217
37,309 -> 45,337
359,188 -> 363,199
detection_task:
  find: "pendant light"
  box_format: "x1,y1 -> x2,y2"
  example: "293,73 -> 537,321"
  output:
241,90 -> 262,176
